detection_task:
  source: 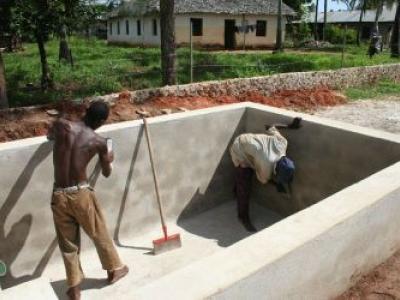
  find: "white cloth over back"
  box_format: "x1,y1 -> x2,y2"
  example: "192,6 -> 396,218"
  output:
230,127 -> 288,184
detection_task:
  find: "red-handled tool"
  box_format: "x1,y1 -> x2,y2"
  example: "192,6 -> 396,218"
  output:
141,114 -> 182,255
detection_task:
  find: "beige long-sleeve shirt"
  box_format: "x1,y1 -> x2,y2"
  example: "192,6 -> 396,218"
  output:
230,127 -> 288,184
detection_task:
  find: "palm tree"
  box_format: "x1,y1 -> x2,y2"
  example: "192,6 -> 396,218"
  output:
373,0 -> 384,35
275,0 -> 284,51
391,1 -> 400,57
357,0 -> 368,45
323,0 -> 328,41
160,0 -> 176,85
314,0 -> 320,40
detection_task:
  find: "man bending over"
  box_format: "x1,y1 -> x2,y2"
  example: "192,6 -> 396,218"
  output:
230,117 -> 302,232
48,101 -> 129,300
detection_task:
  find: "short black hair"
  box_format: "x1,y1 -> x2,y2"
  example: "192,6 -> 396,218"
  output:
85,101 -> 109,125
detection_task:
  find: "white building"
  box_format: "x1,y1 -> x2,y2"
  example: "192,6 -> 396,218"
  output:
107,0 -> 295,49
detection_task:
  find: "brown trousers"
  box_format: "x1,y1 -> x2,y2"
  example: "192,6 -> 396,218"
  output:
234,167 -> 254,221
51,188 -> 123,287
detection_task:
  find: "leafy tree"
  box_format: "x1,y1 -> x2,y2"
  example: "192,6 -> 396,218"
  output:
14,0 -> 63,90
160,0 -> 176,85
0,0 -> 23,51
0,51 -> 8,108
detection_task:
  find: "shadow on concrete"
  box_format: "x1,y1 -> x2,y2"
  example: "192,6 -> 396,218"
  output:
0,142 -> 111,290
178,184 -> 283,248
176,114 -> 283,247
0,143 -> 57,290
113,125 -> 152,252
51,278 -> 109,300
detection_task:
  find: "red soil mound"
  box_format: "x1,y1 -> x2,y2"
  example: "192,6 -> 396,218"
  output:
0,87 -> 346,143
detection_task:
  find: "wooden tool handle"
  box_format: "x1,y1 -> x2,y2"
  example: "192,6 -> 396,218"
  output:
142,117 -> 167,235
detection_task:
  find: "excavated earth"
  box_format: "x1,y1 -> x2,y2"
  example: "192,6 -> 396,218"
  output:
0,87 -> 345,143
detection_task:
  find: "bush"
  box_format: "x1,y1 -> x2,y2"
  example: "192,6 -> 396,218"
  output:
291,22 -> 312,47
325,25 -> 357,45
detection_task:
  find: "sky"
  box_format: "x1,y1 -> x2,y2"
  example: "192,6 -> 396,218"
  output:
314,0 -> 349,12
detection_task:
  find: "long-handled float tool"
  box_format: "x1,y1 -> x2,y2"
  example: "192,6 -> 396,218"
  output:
139,112 -> 182,255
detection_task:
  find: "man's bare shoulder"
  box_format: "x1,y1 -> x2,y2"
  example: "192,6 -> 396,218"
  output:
48,118 -> 73,140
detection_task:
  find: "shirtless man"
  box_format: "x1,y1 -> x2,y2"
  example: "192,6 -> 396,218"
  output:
48,101 -> 128,300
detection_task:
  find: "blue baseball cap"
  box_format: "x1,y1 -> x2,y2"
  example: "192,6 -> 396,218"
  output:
275,157 -> 295,194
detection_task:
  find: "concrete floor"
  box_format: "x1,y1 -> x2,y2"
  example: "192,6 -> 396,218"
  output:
2,200 -> 282,299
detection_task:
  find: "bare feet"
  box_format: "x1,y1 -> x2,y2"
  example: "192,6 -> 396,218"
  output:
66,285 -> 81,300
239,217 -> 257,233
107,265 -> 129,284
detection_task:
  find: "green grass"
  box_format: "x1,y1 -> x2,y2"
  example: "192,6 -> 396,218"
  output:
345,79 -> 400,100
3,37 -> 400,107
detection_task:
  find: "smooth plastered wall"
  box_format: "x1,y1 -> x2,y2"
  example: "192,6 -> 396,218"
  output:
1,103 -> 400,298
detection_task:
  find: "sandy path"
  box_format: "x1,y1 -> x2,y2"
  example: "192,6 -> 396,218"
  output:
315,96 -> 400,134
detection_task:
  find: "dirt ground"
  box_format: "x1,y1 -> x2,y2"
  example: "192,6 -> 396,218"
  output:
0,87 -> 345,143
314,97 -> 400,300
315,96 -> 400,134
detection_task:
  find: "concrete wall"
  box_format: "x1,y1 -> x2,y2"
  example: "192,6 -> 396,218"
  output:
0,105 -> 245,290
2,103 -> 400,297
107,13 -> 283,48
246,106 -> 400,216
129,103 -> 400,299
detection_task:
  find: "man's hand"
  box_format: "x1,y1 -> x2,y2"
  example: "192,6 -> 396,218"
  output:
265,117 -> 302,130
99,138 -> 114,178
288,117 -> 302,129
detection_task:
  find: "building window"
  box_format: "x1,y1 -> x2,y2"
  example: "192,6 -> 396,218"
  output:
137,20 -> 142,36
117,21 -> 120,35
109,22 -> 113,35
256,20 -> 267,36
153,19 -> 158,36
191,18 -> 203,36
126,20 -> 130,35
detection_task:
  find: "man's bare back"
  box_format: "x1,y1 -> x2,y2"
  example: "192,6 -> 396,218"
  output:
48,102 -> 128,300
49,118 -> 112,188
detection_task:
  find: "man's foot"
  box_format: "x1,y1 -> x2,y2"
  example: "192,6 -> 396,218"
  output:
239,217 -> 257,233
107,265 -> 129,284
66,285 -> 81,300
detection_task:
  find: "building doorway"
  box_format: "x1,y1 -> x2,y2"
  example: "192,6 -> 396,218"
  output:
224,20 -> 236,49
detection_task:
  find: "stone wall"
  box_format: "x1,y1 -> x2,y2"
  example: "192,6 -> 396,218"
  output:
95,63 -> 400,104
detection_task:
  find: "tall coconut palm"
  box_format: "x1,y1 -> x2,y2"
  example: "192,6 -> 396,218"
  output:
323,0 -> 328,41
314,0 -> 320,40
391,1 -> 400,57
275,0 -> 284,51
160,0 -> 176,85
357,0 -> 368,45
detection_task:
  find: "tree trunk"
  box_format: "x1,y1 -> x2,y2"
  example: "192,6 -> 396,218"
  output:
373,1 -> 384,35
59,25 -> 72,63
357,0 -> 367,46
323,0 -> 328,41
275,0 -> 284,52
391,1 -> 400,57
35,30 -> 54,91
160,0 -> 176,86
0,51 -> 8,109
314,0 -> 320,40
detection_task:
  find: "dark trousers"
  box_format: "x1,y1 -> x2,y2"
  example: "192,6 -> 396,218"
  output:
234,167 -> 254,221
